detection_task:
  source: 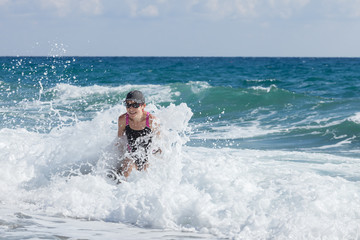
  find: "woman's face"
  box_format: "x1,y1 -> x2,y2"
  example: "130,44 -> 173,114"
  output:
126,100 -> 145,118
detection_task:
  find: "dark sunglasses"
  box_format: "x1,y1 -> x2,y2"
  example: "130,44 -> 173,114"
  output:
126,102 -> 141,108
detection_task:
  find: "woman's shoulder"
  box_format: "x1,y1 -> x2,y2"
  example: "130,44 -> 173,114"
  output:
147,112 -> 157,122
147,112 -> 156,119
147,112 -> 159,129
118,113 -> 127,124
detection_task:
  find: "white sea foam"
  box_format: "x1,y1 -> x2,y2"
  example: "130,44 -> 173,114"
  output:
49,83 -> 175,104
314,136 -> 356,150
0,208 -> 215,240
1,102 -> 360,239
191,121 -> 280,139
249,84 -> 277,92
196,115 -> 351,142
246,78 -> 278,83
348,112 -> 360,124
2,83 -> 177,130
186,81 -> 211,93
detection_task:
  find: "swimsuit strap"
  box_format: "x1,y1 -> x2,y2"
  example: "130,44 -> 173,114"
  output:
126,113 -> 129,126
146,112 -> 150,128
125,113 -> 131,151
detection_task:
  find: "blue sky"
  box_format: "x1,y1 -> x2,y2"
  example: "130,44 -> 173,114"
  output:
1,0 -> 360,57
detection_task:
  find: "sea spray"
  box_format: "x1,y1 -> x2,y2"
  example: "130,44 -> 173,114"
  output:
0,102 -> 197,222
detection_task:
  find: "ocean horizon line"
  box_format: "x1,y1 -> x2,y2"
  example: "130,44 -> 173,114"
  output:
1,55 -> 359,59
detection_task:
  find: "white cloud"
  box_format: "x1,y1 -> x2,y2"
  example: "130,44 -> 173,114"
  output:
325,0 -> 360,18
0,0 -> 9,6
125,0 -> 161,18
267,0 -> 310,18
185,0 -> 360,20
79,0 -> 103,15
126,0 -> 138,17
40,0 -> 72,17
138,5 -> 159,17
181,0 -> 305,20
2,0 -> 360,20
234,0 -> 258,16
39,0 -> 103,17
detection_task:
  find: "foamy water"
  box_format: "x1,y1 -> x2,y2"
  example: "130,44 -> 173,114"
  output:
1,100 -> 360,239
1,57 -> 360,239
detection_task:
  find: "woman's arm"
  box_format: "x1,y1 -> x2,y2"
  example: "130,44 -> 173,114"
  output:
148,113 -> 160,135
117,113 -> 127,138
149,113 -> 162,154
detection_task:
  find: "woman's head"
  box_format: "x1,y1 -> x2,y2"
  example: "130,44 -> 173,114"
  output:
125,90 -> 145,104
124,90 -> 146,117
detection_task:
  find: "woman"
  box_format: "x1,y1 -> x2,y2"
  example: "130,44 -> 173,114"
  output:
116,90 -> 159,178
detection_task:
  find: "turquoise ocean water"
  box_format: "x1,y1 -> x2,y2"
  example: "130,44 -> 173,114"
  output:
1,57 -> 360,239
